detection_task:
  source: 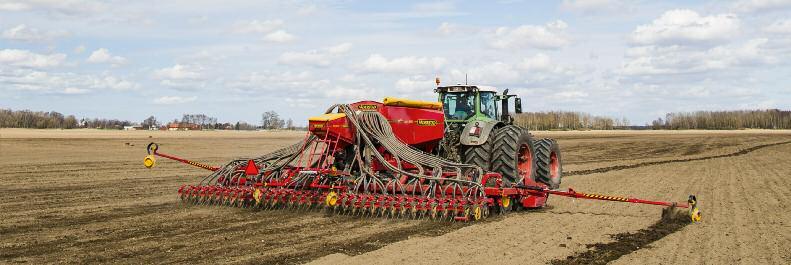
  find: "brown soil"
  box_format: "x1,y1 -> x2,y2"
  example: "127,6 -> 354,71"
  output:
1,129 -> 790,264
550,210 -> 691,265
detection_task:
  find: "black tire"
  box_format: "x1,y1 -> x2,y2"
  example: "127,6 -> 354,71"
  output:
492,125 -> 536,185
534,138 -> 562,189
462,130 -> 495,171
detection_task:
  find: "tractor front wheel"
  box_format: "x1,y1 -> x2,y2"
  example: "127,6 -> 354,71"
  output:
462,130 -> 495,172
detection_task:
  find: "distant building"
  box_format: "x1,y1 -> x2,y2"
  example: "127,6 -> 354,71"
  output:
124,126 -> 144,131
167,123 -> 200,131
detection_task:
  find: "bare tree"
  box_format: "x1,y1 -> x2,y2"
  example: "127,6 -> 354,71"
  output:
261,111 -> 285,130
142,116 -> 158,129
286,118 -> 294,130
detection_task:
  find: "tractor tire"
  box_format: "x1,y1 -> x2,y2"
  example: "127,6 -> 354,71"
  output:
492,125 -> 536,185
534,138 -> 562,189
462,130 -> 496,172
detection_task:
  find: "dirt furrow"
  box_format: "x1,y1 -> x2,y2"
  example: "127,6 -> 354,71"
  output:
564,140 -> 791,176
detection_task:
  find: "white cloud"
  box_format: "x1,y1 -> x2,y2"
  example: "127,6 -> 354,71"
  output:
436,22 -> 481,36
263,30 -> 296,42
154,64 -> 202,80
86,48 -> 127,66
443,54 -> 575,87
631,10 -> 740,46
560,0 -> 626,13
0,1 -> 28,11
153,96 -> 197,104
0,0 -> 106,15
550,91 -> 589,101
278,43 -> 352,67
232,19 -> 284,34
732,0 -> 791,13
0,49 -> 65,68
764,19 -> 791,33
0,68 -> 138,94
395,76 -> 436,94
621,39 -> 776,76
231,19 -> 296,42
153,64 -> 206,88
489,20 -> 569,50
229,71 -> 330,96
322,85 -> 375,101
327,43 -> 352,54
1,24 -> 66,42
519,53 -> 553,72
449,62 -> 521,85
95,75 -> 137,91
62,87 -> 89,94
359,54 -> 447,74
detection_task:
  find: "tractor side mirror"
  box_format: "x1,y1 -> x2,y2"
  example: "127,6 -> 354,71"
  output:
514,98 -> 522,114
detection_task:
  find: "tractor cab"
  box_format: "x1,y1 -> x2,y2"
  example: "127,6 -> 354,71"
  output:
435,85 -> 522,124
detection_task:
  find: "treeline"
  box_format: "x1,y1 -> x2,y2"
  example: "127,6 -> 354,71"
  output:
81,118 -> 132,129
180,114 -> 218,128
514,111 -> 629,130
651,109 -> 791,129
0,108 -> 301,130
0,109 -> 80,129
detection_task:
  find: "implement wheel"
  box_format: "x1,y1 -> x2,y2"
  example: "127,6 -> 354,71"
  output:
535,138 -> 562,189
492,125 -> 536,185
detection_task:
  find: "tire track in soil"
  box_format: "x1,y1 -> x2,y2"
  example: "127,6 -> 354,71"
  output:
563,140 -> 791,176
548,141 -> 791,264
265,221 -> 467,265
549,213 -> 691,265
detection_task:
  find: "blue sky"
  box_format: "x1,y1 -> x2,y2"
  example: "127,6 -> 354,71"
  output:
1,0 -> 790,125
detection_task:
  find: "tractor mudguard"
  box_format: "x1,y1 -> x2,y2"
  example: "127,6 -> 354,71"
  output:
460,120 -> 501,146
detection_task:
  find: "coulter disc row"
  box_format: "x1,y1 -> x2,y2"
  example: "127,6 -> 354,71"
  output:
177,185 -> 488,221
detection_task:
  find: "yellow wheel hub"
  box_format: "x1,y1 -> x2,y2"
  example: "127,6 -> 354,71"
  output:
473,205 -> 482,221
501,195 -> 511,208
325,191 -> 339,207
253,188 -> 262,205
687,195 -> 702,223
690,207 -> 701,222
143,155 -> 156,168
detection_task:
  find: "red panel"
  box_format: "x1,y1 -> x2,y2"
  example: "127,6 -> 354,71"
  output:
521,194 -> 547,208
380,104 -> 444,146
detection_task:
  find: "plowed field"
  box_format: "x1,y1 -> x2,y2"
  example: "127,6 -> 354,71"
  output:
1,129 -> 789,264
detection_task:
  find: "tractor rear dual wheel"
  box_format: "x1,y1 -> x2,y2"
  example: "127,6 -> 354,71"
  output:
492,125 -> 536,185
534,138 -> 562,190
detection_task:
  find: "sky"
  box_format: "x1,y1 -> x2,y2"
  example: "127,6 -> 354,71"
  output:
1,0 -> 790,126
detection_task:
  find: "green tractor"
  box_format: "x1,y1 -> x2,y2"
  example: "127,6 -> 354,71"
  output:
435,85 -> 562,189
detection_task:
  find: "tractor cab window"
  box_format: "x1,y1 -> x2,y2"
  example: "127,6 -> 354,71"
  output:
442,92 -> 475,120
479,92 -> 498,119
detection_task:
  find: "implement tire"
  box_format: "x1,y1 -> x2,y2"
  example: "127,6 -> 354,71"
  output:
492,125 -> 536,185
462,129 -> 496,172
534,138 -> 562,189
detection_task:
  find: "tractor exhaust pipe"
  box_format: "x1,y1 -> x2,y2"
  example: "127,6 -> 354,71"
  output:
501,89 -> 510,122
